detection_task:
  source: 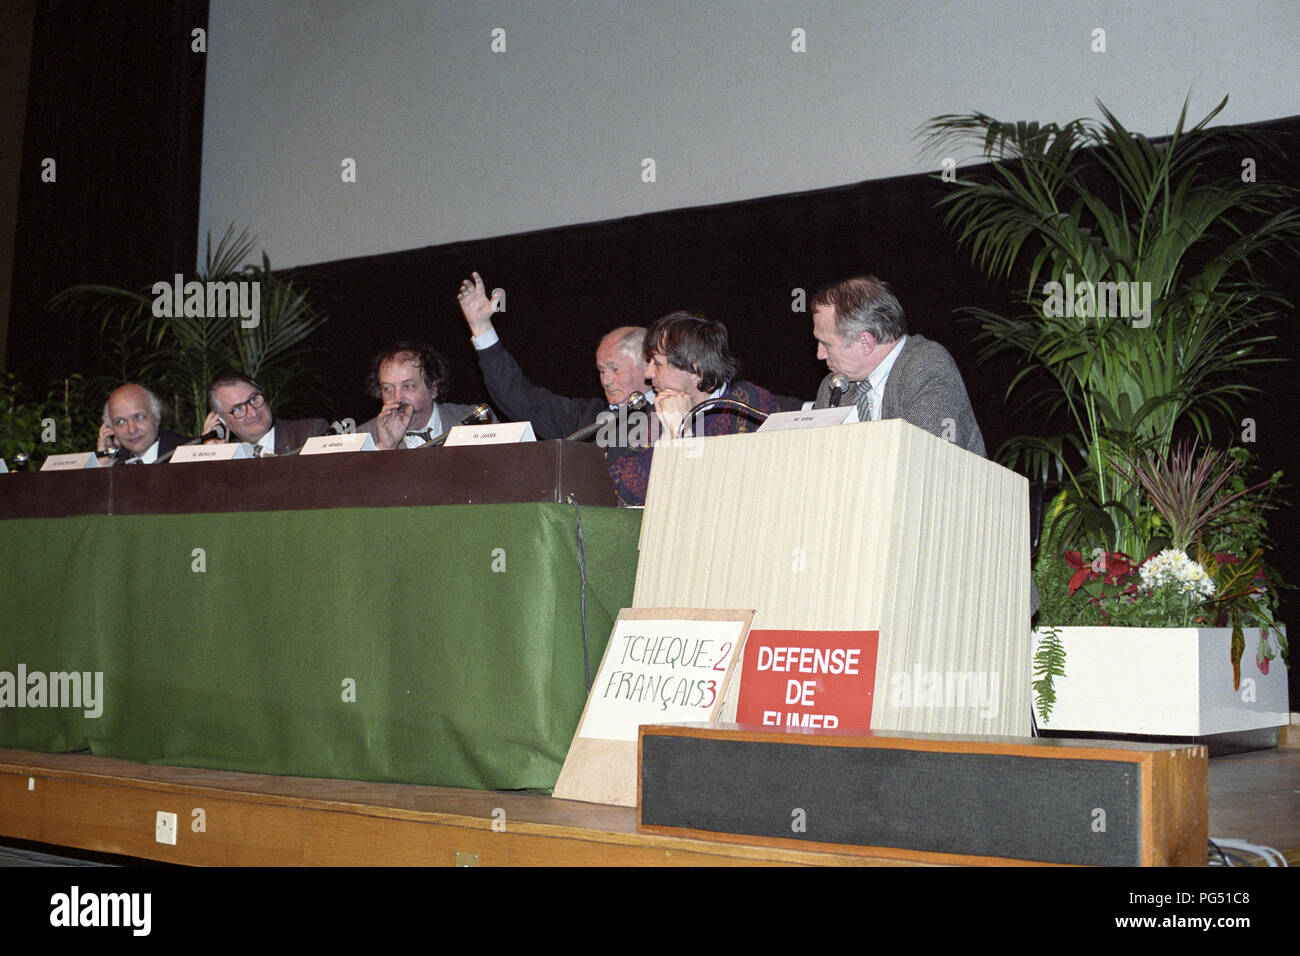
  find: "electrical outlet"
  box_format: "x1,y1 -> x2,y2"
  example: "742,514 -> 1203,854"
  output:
155,811 -> 178,846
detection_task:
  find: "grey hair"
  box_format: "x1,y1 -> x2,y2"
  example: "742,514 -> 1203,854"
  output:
615,327 -> 646,360
812,276 -> 908,345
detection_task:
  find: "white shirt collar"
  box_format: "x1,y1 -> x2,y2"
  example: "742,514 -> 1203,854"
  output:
867,335 -> 907,414
254,425 -> 275,455
127,438 -> 161,464
403,405 -> 442,448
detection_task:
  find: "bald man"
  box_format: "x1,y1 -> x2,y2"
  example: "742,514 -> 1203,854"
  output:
456,271 -> 653,445
96,384 -> 188,465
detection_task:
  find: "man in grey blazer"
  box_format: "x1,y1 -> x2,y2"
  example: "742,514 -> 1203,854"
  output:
204,371 -> 329,456
359,341 -> 493,449
811,276 -> 985,457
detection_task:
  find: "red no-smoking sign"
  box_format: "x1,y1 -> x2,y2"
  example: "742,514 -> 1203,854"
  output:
734,629 -> 879,731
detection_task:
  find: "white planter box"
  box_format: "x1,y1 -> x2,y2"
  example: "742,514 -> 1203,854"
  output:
1032,627 -> 1289,736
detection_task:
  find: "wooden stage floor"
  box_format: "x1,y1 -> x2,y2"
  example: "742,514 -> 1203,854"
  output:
2,743 -> 1297,866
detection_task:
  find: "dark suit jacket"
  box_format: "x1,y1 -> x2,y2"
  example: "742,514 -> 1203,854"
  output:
271,417 -> 330,454
475,340 -> 605,439
476,339 -> 665,465
157,429 -> 187,459
815,333 -> 985,457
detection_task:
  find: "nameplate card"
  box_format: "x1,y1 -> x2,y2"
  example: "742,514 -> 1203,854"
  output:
443,421 -> 536,446
757,406 -> 859,432
41,452 -> 100,471
299,433 -> 377,455
170,443 -> 254,463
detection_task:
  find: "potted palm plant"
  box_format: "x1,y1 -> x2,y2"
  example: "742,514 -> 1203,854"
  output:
924,97 -> 1297,744
49,225 -> 328,436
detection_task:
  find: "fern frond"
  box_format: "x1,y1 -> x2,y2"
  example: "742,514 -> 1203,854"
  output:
1033,626 -> 1068,722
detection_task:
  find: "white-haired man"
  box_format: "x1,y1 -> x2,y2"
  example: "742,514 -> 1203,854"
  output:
96,383 -> 187,464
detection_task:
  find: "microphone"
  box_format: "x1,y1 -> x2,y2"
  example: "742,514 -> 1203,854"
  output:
421,404 -> 493,447
564,391 -> 653,442
155,421 -> 228,464
828,373 -> 849,409
626,391 -> 653,412
3,450 -> 30,471
198,421 -> 229,444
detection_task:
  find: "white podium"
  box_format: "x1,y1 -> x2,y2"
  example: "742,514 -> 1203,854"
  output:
632,419 -> 1031,736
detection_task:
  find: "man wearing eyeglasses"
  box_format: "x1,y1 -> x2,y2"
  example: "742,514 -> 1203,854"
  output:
203,371 -> 329,456
96,383 -> 188,464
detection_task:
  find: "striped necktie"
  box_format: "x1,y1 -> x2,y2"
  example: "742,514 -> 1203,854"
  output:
840,379 -> 873,421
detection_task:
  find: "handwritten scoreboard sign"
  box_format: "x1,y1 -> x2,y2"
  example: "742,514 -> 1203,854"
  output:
553,608 -> 753,806
735,629 -> 880,731
578,615 -> 750,742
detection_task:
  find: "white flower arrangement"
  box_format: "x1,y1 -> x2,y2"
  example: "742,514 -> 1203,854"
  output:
1139,549 -> 1217,599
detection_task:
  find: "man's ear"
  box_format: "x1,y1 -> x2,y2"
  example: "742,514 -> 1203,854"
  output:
855,330 -> 877,354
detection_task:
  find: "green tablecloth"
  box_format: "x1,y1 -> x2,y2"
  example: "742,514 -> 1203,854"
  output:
0,503 -> 641,790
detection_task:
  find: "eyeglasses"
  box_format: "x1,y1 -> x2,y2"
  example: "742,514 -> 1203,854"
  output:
227,392 -> 266,419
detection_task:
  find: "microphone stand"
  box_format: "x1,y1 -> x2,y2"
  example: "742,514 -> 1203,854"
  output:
675,397 -> 770,439
564,392 -> 653,442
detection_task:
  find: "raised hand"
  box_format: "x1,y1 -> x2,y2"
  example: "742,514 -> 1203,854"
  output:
456,271 -> 502,337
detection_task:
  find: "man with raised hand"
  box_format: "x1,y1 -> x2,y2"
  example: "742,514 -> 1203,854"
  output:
96,383 -> 187,465
811,276 -> 985,457
455,271 -> 653,446
202,370 -> 329,456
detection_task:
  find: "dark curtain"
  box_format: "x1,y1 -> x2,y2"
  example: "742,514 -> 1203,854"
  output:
291,175 -> 1032,448
8,0 -> 207,385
